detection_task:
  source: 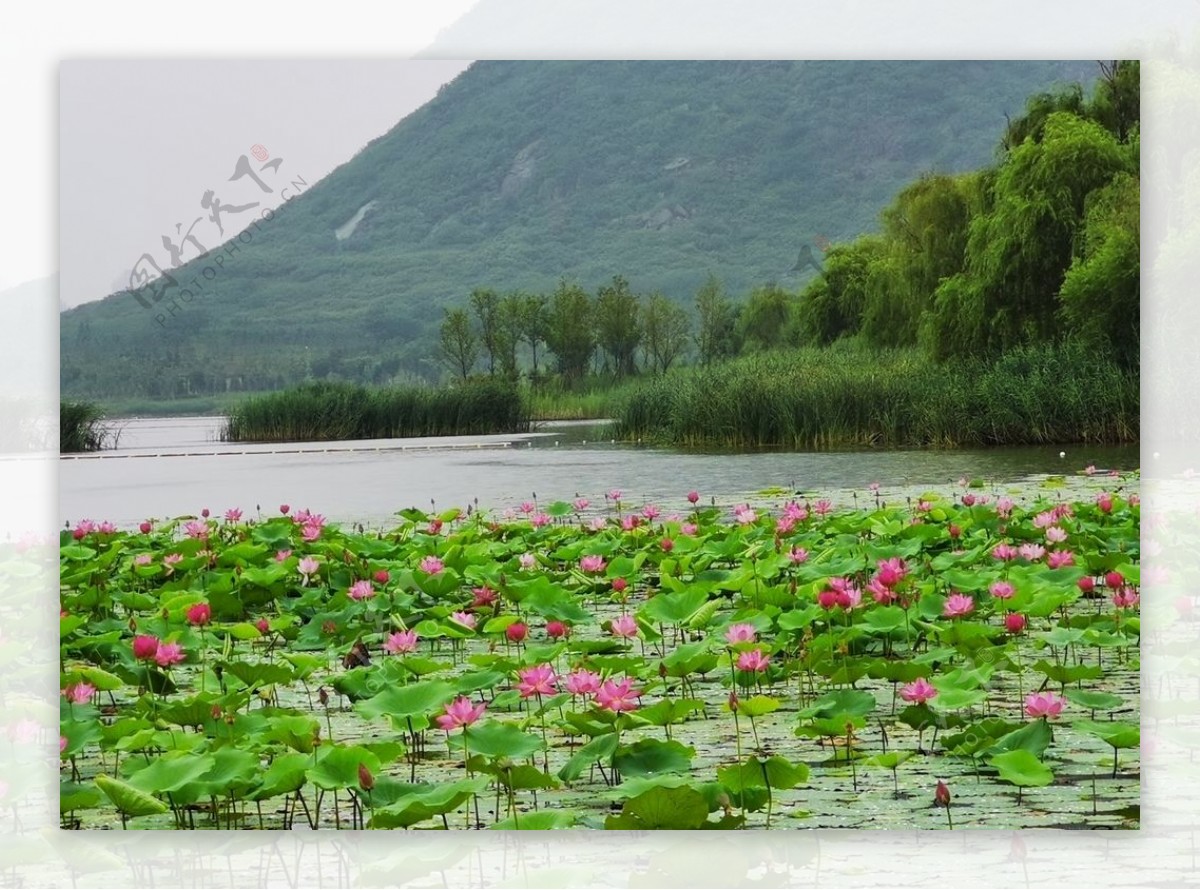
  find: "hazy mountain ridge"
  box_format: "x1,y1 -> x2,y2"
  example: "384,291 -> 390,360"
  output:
61,60 -> 1095,399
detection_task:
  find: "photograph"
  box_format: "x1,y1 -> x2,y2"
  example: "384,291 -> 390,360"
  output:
58,58 -> 1140,831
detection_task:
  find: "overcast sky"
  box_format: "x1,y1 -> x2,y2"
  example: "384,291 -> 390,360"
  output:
59,58 -> 472,308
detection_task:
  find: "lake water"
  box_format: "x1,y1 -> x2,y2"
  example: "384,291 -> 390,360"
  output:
60,416 -> 1140,529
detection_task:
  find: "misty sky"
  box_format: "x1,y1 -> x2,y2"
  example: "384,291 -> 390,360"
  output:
59,59 -> 471,308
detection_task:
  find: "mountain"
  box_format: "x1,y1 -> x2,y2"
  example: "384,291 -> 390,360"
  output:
60,60 -> 1096,400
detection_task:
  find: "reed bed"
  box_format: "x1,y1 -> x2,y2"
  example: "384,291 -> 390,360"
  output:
222,380 -> 530,443
615,343 -> 1138,449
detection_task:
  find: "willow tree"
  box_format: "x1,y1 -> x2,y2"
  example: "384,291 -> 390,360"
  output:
545,280 -> 595,384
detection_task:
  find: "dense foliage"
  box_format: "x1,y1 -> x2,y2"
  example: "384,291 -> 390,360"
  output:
60,61 -> 1095,401
60,475 -> 1140,829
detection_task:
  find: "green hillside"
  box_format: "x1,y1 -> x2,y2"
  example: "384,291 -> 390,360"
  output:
61,60 -> 1095,400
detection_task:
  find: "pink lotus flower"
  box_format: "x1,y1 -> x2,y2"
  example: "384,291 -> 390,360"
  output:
384,630 -> 419,654
280,504 -> 290,514
201,508 -> 210,518
60,735 -> 68,755
1045,526 -> 1068,544
580,555 -> 606,573
545,620 -> 570,640
155,641 -> 185,667
133,553 -> 153,567
610,614 -> 639,639
516,663 -> 558,698
184,520 -> 209,540
990,580 -> 1015,599
436,696 -> 487,731
1018,543 -> 1045,562
519,553 -> 536,570
642,504 -> 661,521
724,623 -> 757,644
1078,576 -> 1096,594
962,493 -> 976,507
505,622 -> 529,644
590,517 -> 608,531
868,578 -> 896,604
900,677 -> 937,704
687,490 -> 700,504
428,518 -> 444,534
573,497 -> 590,511
64,682 -> 96,705
1112,587 -> 1140,609
72,520 -> 94,540
133,635 -> 160,661
1004,612 -> 1027,634
611,577 -> 628,594
185,602 -> 212,626
1024,692 -> 1065,720
992,543 -> 1018,562
1032,511 -> 1055,529
733,504 -> 757,525
419,555 -> 444,575
943,593 -> 975,618
565,669 -> 602,696
519,501 -> 535,515
139,520 -> 153,534
1096,492 -> 1114,514
817,590 -> 839,610
531,513 -> 551,528
301,523 -> 322,542
97,520 -> 117,534
256,618 -> 270,635
775,516 -> 797,535
789,546 -> 809,564
595,677 -> 642,713
275,549 -> 293,562
348,580 -> 375,601
869,482 -> 880,493
224,508 -> 242,522
163,553 -> 183,572
814,499 -> 833,516
680,522 -> 698,536
996,497 -> 1014,518
1046,550 -> 1075,569
1104,571 -> 1124,589
736,649 -> 770,673
451,611 -> 477,630
298,556 -> 319,580
620,515 -> 640,531
784,501 -> 809,522
472,586 -> 497,607
607,489 -> 623,502
374,569 -> 390,585
660,537 -> 674,552
876,557 -> 908,588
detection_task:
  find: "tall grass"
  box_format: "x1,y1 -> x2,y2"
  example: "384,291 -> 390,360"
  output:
222,380 -> 530,443
61,401 -> 113,453
615,342 -> 1138,449
527,378 -> 643,421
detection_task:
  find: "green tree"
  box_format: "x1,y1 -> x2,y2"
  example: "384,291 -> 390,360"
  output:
545,280 -> 595,384
738,284 -> 794,352
795,237 -> 884,345
641,293 -> 690,374
439,307 -> 478,380
964,112 -> 1131,354
469,288 -> 501,376
594,276 -> 643,378
521,292 -> 550,377
496,291 -> 525,380
695,275 -> 740,365
1089,60 -> 1139,143
1058,171 -> 1139,365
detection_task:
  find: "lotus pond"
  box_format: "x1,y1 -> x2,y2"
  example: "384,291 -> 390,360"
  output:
59,472 -> 1140,830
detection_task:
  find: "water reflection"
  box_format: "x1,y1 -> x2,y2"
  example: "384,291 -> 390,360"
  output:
61,416 -> 1139,527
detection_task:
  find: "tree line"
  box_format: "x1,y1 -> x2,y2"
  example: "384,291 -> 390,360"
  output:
440,61 -> 1139,388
